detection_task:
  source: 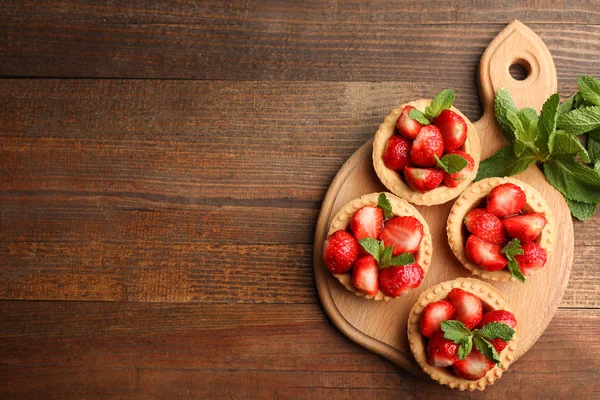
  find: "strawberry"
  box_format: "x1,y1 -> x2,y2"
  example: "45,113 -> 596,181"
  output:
378,263 -> 423,297
351,255 -> 379,296
323,230 -> 359,274
465,235 -> 508,271
404,167 -> 444,192
452,348 -> 495,381
419,300 -> 456,339
486,183 -> 527,218
427,332 -> 460,367
396,105 -> 424,140
463,209 -> 507,245
502,212 -> 547,243
442,150 -> 474,188
447,288 -> 483,330
383,135 -> 412,171
514,242 -> 547,275
479,310 -> 517,352
410,125 -> 445,167
349,206 -> 383,240
433,109 -> 467,152
378,216 -> 424,255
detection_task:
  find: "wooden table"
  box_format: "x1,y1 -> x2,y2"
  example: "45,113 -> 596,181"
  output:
1,2 -> 599,398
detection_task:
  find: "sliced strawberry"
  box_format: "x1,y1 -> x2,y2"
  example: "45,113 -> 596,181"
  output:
452,348 -> 495,381
447,288 -> 483,330
349,205 -> 383,240
404,167 -> 444,192
443,150 -> 475,188
463,209 -> 507,245
486,183 -> 527,218
396,105 -> 424,140
383,135 -> 412,171
323,230 -> 359,274
465,235 -> 508,271
410,125 -> 445,167
502,212 -> 547,243
433,109 -> 467,152
427,332 -> 460,367
378,216 -> 424,255
379,263 -> 423,297
419,300 -> 456,339
514,241 -> 547,275
351,255 -> 379,296
478,310 -> 517,352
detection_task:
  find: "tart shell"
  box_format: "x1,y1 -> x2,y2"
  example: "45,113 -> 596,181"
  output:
447,177 -> 556,282
407,277 -> 519,391
372,100 -> 481,206
327,192 -> 432,301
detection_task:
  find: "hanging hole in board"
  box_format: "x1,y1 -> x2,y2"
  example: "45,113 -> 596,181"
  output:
509,59 -> 531,81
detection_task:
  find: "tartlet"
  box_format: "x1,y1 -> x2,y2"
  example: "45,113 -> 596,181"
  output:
447,177 -> 555,282
407,277 -> 519,391
373,99 -> 481,206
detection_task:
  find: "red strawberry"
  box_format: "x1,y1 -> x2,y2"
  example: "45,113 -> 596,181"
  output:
410,125 -> 445,167
379,263 -> 423,297
479,310 -> 517,352
404,167 -> 444,192
383,135 -> 412,171
378,216 -> 424,255
514,242 -> 547,275
352,255 -> 379,296
452,349 -> 495,381
463,209 -> 507,245
427,332 -> 460,367
502,212 -> 547,243
323,230 -> 359,274
486,183 -> 527,218
433,109 -> 468,152
396,105 -> 424,140
349,206 -> 383,240
419,300 -> 456,339
443,150 -> 474,188
465,235 -> 508,271
447,288 -> 483,330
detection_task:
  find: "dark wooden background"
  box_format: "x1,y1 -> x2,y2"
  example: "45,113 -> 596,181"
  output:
1,1 -> 599,398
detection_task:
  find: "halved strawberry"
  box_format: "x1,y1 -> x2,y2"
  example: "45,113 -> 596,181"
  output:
514,241 -> 547,275
452,348 -> 495,381
323,230 -> 359,274
486,183 -> 527,218
349,205 -> 383,240
396,105 -> 424,140
463,209 -> 507,245
378,263 -> 423,297
443,150 -> 474,188
410,125 -> 445,167
352,255 -> 379,296
427,332 -> 460,367
502,212 -> 547,243
465,235 -> 508,271
478,310 -> 517,352
383,135 -> 412,171
433,109 -> 467,152
378,216 -> 424,255
447,288 -> 482,330
419,300 -> 456,338
404,167 -> 444,192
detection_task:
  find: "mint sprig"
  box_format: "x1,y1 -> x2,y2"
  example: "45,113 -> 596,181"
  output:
434,154 -> 468,174
407,89 -> 455,124
440,320 -> 515,364
502,238 -> 526,283
358,238 -> 414,269
408,108 -> 431,125
377,193 -> 394,219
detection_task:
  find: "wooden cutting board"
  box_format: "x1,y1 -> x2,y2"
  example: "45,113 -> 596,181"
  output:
313,20 -> 574,377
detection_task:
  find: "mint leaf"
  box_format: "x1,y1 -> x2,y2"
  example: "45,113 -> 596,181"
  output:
436,154 -> 468,174
434,155 -> 449,173
557,106 -> 600,135
477,322 -> 516,342
441,320 -> 472,342
537,93 -> 560,157
458,337 -> 473,360
473,336 -> 501,364
558,92 -> 586,117
377,193 -> 394,219
543,156 -> 600,204
388,252 -> 415,267
549,131 -> 590,163
475,146 -> 537,181
506,107 -> 539,157
380,245 -> 393,267
494,88 -> 519,143
502,238 -> 525,283
566,199 -> 597,221
358,238 -> 381,262
425,89 -> 455,119
408,108 -> 431,125
588,129 -> 600,164
578,76 -> 600,106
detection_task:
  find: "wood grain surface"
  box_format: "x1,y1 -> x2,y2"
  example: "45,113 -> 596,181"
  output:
1,1 -> 599,398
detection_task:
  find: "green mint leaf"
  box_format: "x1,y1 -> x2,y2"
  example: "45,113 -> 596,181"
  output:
408,108 -> 431,125
566,198 -> 597,221
425,89 -> 455,119
358,238 -> 381,263
380,245 -> 393,268
494,88 -> 519,143
506,108 -> 539,153
441,320 -> 472,343
507,258 -> 526,283
558,93 -> 577,117
549,130 -> 590,163
377,193 -> 394,219
513,139 -> 528,157
441,154 -> 468,174
473,336 -> 501,365
475,146 -> 537,181
502,238 -> 526,283
537,93 -> 560,157
458,337 -> 473,360
578,76 -> 600,106
388,252 -> 415,267
557,106 -> 600,135
434,154 -> 449,173
588,129 -> 600,164
543,156 -> 600,204
477,322 -> 516,342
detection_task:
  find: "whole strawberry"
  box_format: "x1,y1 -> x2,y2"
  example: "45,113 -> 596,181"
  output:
427,332 -> 460,367
464,208 -> 507,244
378,263 -> 424,297
443,150 -> 474,188
383,135 -> 412,171
410,125 -> 445,167
396,105 -> 424,140
323,230 -> 359,274
433,109 -> 468,152
514,242 -> 547,275
404,167 -> 444,192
